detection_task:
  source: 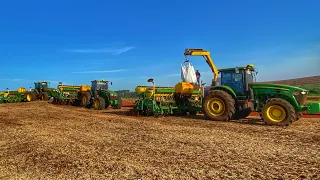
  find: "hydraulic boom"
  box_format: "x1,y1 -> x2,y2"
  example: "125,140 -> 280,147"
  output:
184,48 -> 219,86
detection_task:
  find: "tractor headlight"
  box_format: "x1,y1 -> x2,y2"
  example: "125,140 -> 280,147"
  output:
294,90 -> 307,95
293,90 -> 308,106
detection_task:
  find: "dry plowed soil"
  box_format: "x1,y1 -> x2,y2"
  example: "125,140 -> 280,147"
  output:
0,102 -> 319,179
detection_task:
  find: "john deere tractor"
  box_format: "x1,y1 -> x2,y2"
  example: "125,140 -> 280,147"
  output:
81,80 -> 122,110
184,48 -> 320,126
26,81 -> 58,101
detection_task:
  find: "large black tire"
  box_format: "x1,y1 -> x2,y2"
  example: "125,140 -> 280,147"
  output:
26,91 -> 37,102
261,98 -> 296,126
295,111 -> 302,121
202,90 -> 235,121
93,97 -> 105,110
41,92 -> 49,101
80,92 -> 91,107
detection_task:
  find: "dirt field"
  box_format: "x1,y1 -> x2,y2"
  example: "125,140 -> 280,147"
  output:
1,102 -> 320,179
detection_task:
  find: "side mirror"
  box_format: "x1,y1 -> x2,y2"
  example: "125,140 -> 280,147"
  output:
147,78 -> 154,82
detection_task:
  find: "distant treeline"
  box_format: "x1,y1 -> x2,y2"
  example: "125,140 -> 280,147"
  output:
114,90 -> 137,98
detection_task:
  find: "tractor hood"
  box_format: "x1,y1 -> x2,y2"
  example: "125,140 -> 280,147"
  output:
250,83 -> 308,93
100,89 -> 117,95
44,87 -> 57,91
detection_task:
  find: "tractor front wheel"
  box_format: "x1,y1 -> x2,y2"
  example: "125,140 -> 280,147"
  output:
295,111 -> 302,121
93,97 -> 105,110
202,90 -> 235,121
261,98 -> 296,126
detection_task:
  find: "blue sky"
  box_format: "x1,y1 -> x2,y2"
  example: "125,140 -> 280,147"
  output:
0,0 -> 319,91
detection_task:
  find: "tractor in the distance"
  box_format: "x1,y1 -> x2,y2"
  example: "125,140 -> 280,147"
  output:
74,80 -> 122,110
185,48 -> 320,126
26,81 -> 58,101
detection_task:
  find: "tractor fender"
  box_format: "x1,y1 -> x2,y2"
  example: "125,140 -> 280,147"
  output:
210,85 -> 237,99
33,89 -> 40,95
263,94 -> 300,111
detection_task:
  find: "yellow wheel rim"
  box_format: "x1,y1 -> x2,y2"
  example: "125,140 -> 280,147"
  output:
82,96 -> 87,105
26,94 -> 31,102
94,100 -> 100,109
266,105 -> 286,122
206,97 -> 225,116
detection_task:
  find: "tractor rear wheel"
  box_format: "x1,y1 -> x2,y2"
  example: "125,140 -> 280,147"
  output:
261,98 -> 296,126
202,90 -> 235,121
41,92 -> 49,101
26,91 -> 37,102
93,97 -> 105,110
80,92 -> 91,107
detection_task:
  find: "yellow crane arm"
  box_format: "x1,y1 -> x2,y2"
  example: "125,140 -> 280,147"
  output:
184,48 -> 219,86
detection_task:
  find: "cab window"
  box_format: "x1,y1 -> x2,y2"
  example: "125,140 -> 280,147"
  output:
221,71 -> 245,95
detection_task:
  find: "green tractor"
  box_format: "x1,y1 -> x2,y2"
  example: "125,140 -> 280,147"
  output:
182,48 -> 320,126
202,64 -> 320,126
80,80 -> 122,110
26,81 -> 58,101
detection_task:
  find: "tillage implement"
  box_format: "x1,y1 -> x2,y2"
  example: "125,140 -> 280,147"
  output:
0,87 -> 29,103
128,78 -> 205,116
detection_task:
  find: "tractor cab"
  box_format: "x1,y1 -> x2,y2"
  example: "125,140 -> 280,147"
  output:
34,81 -> 49,91
91,80 -> 113,97
219,64 -> 257,99
91,80 -> 111,91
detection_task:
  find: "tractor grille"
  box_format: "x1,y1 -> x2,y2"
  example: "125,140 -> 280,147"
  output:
294,94 -> 307,106
109,95 -> 117,101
